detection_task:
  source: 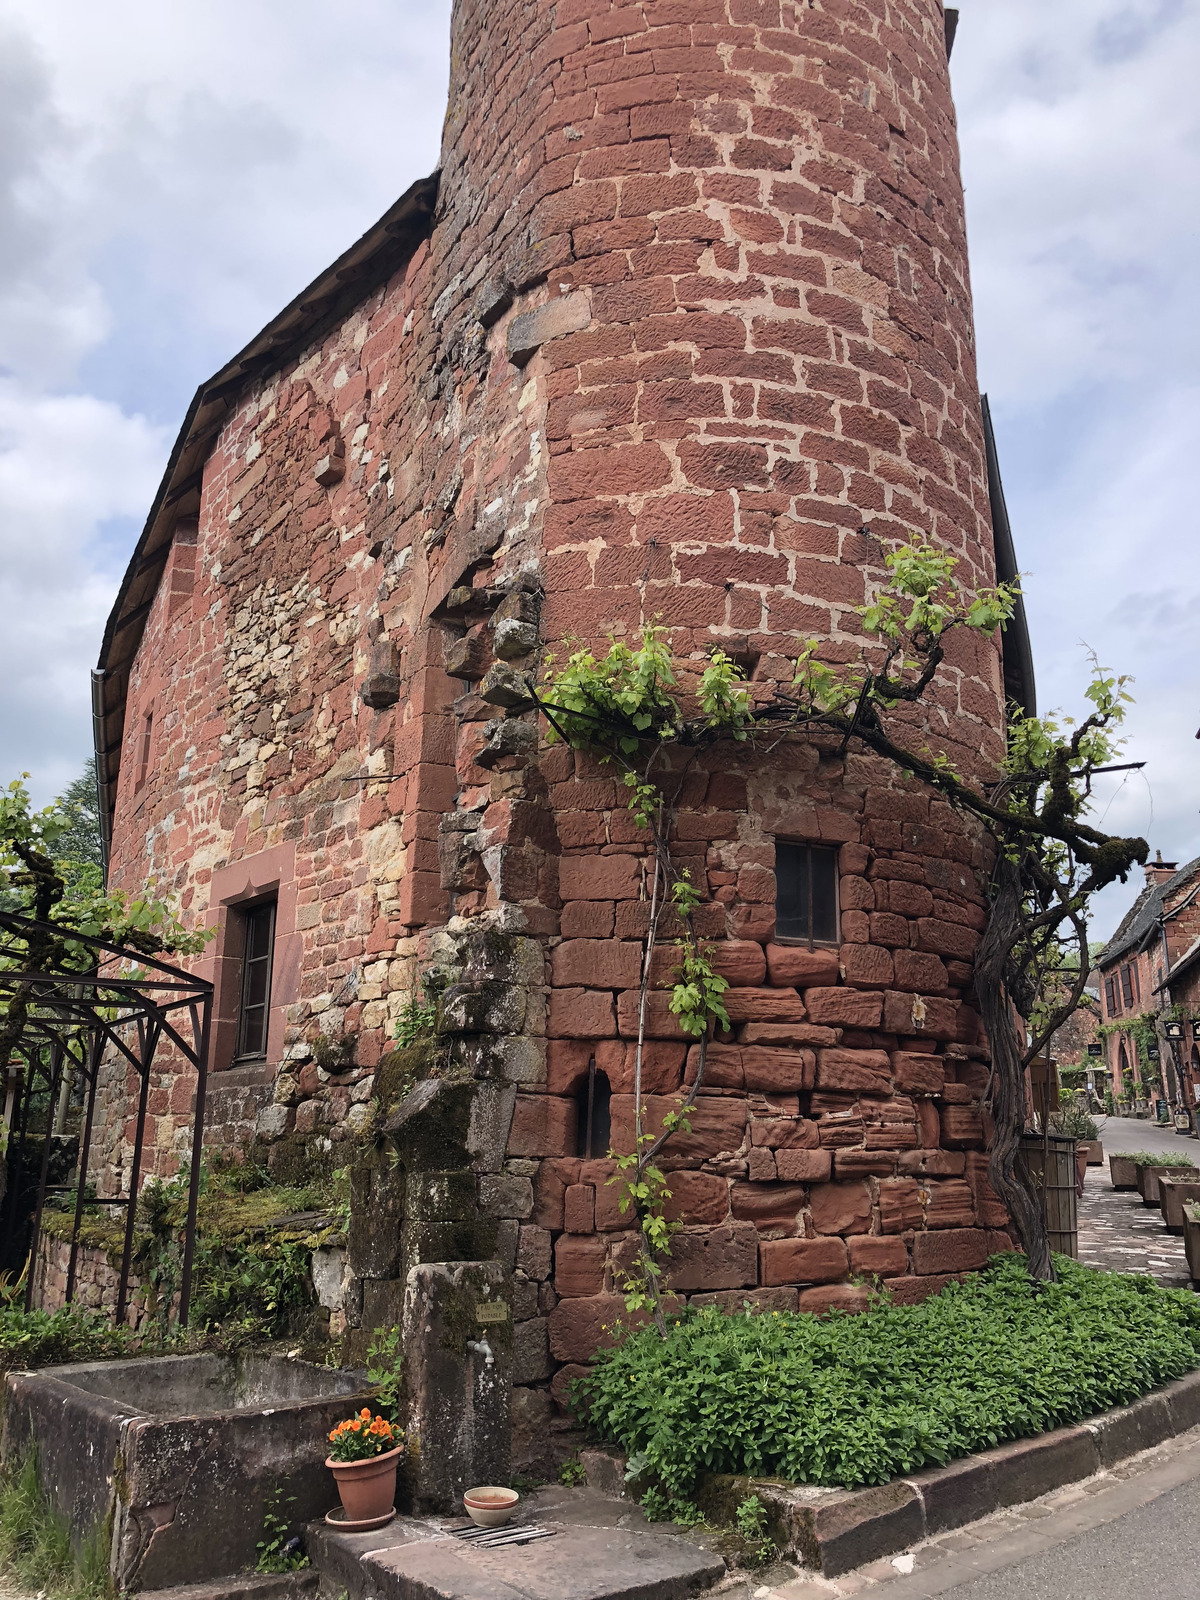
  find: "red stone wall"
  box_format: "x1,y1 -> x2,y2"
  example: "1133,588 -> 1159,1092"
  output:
102,0 -> 1013,1447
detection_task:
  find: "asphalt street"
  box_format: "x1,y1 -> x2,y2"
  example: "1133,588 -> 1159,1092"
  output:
927,1473 -> 1200,1599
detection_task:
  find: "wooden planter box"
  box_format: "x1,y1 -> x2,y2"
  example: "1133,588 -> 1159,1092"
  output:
1080,1140 -> 1104,1167
1110,1155 -> 1138,1190
1158,1177 -> 1200,1235
1184,1210 -> 1200,1284
1135,1163 -> 1197,1207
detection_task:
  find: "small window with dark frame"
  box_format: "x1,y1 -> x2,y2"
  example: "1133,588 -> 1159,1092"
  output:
775,840 -> 839,945
1120,964 -> 1135,1009
236,900 -> 277,1061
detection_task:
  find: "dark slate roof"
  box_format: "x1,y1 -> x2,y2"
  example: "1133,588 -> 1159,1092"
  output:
1098,855 -> 1200,969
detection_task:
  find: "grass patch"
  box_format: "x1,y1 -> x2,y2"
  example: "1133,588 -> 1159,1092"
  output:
574,1255 -> 1200,1493
0,1454 -> 108,1600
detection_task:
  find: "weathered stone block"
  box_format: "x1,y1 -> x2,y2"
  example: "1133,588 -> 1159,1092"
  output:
665,1222 -> 759,1292
910,1227 -> 991,1275
808,1180 -> 872,1236
815,1047 -> 892,1096
766,946 -> 840,986
730,1182 -> 808,1234
805,988 -> 884,1028
759,1236 -> 848,1286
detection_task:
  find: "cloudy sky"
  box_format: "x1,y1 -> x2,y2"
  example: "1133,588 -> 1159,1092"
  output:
1,0 -> 1196,939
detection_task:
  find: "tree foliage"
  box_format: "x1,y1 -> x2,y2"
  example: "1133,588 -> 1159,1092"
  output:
531,541 -> 1145,1294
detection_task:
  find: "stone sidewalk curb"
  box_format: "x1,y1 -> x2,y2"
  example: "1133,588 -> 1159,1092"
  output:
727,1369 -> 1200,1576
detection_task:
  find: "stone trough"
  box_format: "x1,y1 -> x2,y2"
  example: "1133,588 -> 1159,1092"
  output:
2,1354 -> 368,1592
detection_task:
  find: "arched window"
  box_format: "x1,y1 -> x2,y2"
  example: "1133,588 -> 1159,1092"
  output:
576,1059 -> 612,1160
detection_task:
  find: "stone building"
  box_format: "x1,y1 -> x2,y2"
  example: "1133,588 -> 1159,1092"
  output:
88,0 -> 1030,1464
1097,853 -> 1200,1116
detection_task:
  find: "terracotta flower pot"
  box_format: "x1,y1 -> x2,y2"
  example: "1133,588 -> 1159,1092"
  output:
327,1445 -> 402,1522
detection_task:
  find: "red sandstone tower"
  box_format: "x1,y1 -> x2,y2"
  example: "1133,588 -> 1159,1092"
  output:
86,0 -> 1017,1481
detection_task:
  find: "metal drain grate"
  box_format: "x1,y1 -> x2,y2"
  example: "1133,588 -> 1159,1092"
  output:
449,1523 -> 558,1550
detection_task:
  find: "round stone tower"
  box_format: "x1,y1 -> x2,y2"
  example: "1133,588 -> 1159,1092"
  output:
397,0 -> 1012,1458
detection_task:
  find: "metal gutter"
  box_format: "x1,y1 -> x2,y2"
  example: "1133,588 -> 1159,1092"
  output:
982,393 -> 1037,717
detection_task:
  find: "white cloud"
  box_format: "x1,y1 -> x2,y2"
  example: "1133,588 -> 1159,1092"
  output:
0,0 -> 1195,953
0,380 -> 168,797
954,0 -> 1200,938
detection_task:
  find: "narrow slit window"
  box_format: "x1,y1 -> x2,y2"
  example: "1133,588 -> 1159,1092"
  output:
135,712 -> 153,791
577,1060 -> 612,1160
775,841 -> 839,945
236,900 -> 277,1060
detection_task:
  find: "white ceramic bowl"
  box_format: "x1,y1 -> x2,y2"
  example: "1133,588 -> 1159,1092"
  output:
463,1485 -> 519,1528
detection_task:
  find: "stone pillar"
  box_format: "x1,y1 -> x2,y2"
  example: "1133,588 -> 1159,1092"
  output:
402,1260 -> 514,1512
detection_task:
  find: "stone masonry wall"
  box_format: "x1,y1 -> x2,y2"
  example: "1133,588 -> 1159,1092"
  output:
101,0 -> 1014,1466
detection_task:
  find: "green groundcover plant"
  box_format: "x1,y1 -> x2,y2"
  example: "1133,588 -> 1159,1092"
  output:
574,1256 -> 1200,1492
1116,1151 -> 1196,1168
0,1303 -> 130,1380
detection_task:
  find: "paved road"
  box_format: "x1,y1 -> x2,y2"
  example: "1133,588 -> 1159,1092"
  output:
770,1424 -> 1200,1600
1099,1113 -> 1200,1158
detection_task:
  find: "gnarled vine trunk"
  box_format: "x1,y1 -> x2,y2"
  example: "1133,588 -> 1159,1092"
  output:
976,857 -> 1055,1282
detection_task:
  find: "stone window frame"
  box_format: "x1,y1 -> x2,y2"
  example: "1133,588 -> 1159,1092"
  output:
772,837 -> 841,949
203,843 -> 301,1074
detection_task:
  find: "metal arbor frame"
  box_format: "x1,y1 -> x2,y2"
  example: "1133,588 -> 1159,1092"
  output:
0,911 -> 212,1326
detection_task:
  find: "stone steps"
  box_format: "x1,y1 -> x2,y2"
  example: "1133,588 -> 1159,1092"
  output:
138,1571 -> 319,1600
306,1486 -> 727,1600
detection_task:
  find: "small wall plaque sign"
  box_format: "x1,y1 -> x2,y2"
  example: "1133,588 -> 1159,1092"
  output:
476,1301 -> 508,1325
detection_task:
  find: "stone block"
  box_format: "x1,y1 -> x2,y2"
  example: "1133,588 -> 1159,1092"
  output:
750,1114 -> 819,1149
730,1182 -> 808,1234
799,1283 -> 873,1314
805,987 -> 884,1028
922,1179 -> 975,1229
531,1158 -> 581,1230
766,945 -> 840,986
662,1171 -> 731,1224
877,1178 -> 923,1234
808,1180 -> 872,1236
848,1236 -> 909,1276
549,1294 -> 668,1363
551,939 -> 642,989
517,1224 -> 553,1280
940,1104 -> 984,1149
815,1047 -> 892,1096
742,1046 -> 816,1092
709,940 -> 768,986
722,986 -> 808,1024
555,1235 -> 608,1298
508,1095 -> 578,1158
910,1227 -> 991,1275
775,1148 -> 832,1183
479,1172 -> 535,1219
513,1318 -> 553,1385
685,1041 -> 744,1088
891,1051 -> 945,1093
507,290 -> 592,364
839,943 -> 895,989
665,1222 -> 759,1292
559,854 -> 640,901
402,1260 -> 513,1513
563,1183 -> 596,1233
739,1022 -> 842,1047
759,1236 -> 848,1286
548,988 -> 617,1038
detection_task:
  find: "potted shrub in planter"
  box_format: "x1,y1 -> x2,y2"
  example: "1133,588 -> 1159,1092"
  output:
1135,1157 -> 1197,1207
1183,1202 -> 1200,1284
1051,1095 -> 1102,1172
1158,1176 -> 1200,1235
1110,1153 -> 1139,1190
326,1410 -> 403,1526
